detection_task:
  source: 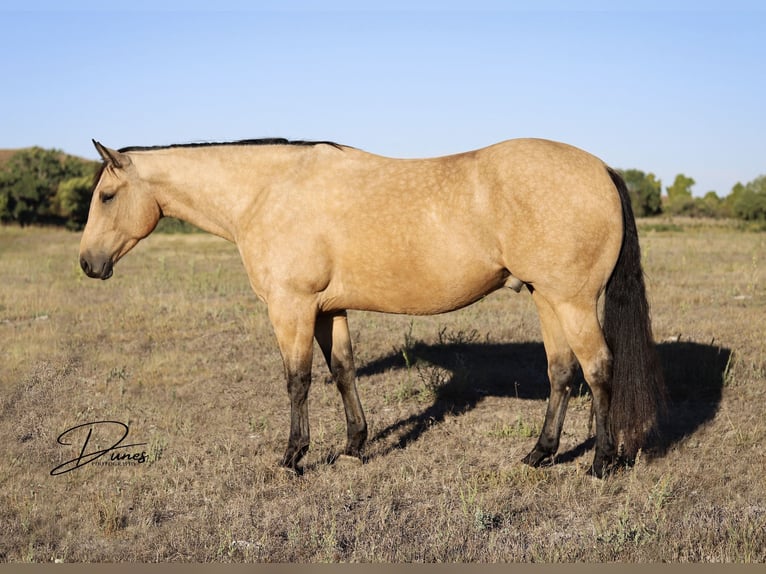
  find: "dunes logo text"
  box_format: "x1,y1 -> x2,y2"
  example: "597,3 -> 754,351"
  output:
50,421 -> 149,476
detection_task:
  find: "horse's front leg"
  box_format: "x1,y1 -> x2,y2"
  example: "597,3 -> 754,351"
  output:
268,297 -> 317,472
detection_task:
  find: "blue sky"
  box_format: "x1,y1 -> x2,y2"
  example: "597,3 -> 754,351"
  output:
1,1 -> 764,196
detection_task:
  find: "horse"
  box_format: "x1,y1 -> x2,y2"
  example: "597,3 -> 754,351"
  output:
79,137 -> 666,477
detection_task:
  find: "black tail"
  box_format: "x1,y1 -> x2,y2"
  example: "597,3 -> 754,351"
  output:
603,167 -> 667,460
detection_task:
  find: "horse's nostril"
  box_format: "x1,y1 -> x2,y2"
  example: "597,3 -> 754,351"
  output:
80,257 -> 91,275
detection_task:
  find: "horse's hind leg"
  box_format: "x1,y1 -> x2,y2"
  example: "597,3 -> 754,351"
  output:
523,292 -> 578,467
315,311 -> 368,459
555,301 -> 617,477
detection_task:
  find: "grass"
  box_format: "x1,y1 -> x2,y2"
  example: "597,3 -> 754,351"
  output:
0,220 -> 764,562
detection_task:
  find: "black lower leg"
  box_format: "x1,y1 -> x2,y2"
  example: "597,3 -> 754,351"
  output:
522,358 -> 575,468
335,366 -> 367,458
280,369 -> 311,470
589,391 -> 617,478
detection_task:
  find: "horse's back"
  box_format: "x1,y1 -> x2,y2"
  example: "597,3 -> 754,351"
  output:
241,138 -> 623,314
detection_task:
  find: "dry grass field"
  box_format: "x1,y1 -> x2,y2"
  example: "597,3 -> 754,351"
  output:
1,219 -> 764,562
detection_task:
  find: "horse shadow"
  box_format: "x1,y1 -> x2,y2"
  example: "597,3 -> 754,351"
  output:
357,339 -> 730,462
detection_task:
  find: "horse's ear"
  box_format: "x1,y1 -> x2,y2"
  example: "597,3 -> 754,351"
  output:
92,140 -> 130,169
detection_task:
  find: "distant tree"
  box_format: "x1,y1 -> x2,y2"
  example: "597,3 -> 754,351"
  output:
53,174 -> 94,230
621,169 -> 663,216
729,175 -> 766,221
0,147 -> 96,226
0,187 -> 7,220
665,174 -> 696,215
724,182 -> 746,218
693,190 -> 725,218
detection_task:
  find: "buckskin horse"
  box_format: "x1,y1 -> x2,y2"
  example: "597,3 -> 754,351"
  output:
79,137 -> 666,477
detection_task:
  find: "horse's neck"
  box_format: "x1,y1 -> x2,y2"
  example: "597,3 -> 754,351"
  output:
138,150 -> 259,243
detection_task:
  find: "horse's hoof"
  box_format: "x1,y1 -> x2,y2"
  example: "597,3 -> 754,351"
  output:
588,456 -> 620,479
521,447 -> 553,468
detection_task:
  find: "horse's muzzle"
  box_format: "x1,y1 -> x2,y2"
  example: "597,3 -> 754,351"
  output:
80,255 -> 114,280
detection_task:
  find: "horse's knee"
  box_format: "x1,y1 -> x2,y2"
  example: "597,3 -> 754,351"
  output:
332,355 -> 355,389
286,368 -> 312,403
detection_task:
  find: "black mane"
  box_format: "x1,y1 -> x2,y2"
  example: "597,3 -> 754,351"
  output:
118,138 -> 344,153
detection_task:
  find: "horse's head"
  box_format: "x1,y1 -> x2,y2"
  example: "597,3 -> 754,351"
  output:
79,141 -> 161,280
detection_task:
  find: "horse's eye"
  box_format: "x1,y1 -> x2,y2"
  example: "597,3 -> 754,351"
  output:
100,191 -> 116,204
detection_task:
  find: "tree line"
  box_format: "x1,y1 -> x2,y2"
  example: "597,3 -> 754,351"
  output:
0,147 -> 96,229
1,146 -> 765,230
623,169 -> 766,222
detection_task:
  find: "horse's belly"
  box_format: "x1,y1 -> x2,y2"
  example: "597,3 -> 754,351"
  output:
321,263 -> 508,315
